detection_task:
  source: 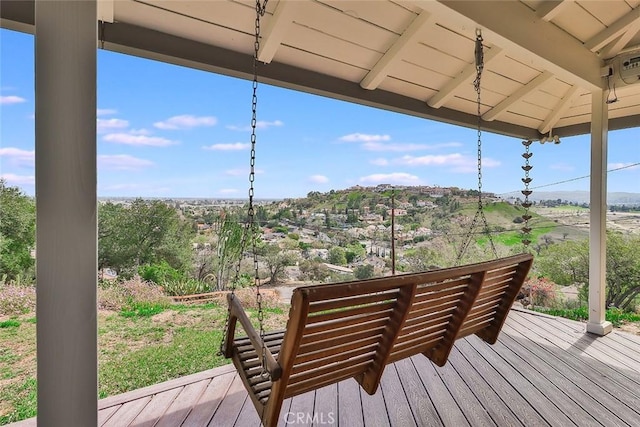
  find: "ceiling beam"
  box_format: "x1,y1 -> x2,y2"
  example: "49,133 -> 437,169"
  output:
423,0 -> 603,90
257,0 -> 298,64
599,20 -> 640,59
427,47 -> 503,108
483,71 -> 554,121
360,11 -> 432,90
584,7 -> 640,53
539,85 -> 580,134
535,0 -> 574,22
98,0 -> 114,23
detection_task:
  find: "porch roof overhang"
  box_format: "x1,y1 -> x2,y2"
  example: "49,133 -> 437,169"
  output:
3,0 -> 640,140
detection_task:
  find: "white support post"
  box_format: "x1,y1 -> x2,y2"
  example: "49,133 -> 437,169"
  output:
35,1 -> 98,426
587,89 -> 613,336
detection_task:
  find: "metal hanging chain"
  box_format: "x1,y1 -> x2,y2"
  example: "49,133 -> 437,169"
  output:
219,0 -> 270,366
456,29 -> 497,264
521,140 -> 533,248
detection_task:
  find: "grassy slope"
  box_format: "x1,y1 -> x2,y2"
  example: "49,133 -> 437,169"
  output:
0,304 -> 288,425
460,201 -> 558,247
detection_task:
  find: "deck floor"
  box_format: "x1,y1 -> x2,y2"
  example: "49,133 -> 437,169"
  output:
10,309 -> 640,426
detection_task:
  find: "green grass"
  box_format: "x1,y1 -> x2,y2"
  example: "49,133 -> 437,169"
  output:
0,378 -> 37,425
0,302 -> 291,425
0,320 -> 20,328
120,302 -> 167,318
477,225 -> 556,247
99,328 -> 226,395
534,306 -> 640,327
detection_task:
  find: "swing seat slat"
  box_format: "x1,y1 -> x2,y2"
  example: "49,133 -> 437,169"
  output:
223,253 -> 532,426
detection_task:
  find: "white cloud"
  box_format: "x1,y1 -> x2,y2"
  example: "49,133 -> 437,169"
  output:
225,168 -> 245,176
549,163 -> 575,172
219,188 -> 239,195
97,118 -> 129,133
370,158 -> 389,166
0,147 -> 35,166
362,142 -> 426,152
609,162 -> 640,170
103,133 -> 178,147
359,172 -> 421,185
154,115 -> 217,130
129,128 -> 152,135
1,173 -> 35,185
339,133 -> 391,142
227,120 -> 284,131
203,143 -> 250,151
97,108 -> 117,116
0,95 -> 26,105
309,175 -> 329,184
98,154 -> 155,170
396,153 -> 500,173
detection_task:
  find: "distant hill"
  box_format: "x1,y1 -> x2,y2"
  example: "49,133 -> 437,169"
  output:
502,191 -> 640,206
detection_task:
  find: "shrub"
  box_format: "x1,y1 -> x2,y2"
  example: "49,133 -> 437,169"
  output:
138,261 -> 184,285
354,264 -> 374,280
98,277 -> 170,311
0,284 -> 36,316
520,277 -> 557,307
161,278 -> 209,296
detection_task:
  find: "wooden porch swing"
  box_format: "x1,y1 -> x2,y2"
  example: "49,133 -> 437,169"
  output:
221,4 -> 533,426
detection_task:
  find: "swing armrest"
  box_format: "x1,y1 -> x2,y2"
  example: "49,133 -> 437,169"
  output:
224,293 -> 282,381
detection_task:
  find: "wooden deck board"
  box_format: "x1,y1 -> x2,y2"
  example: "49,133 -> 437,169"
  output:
393,358 -> 441,426
9,309 -> 640,427
360,381 -> 390,427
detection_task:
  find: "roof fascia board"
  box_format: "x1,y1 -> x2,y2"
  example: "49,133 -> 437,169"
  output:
0,0 -> 35,33
555,114 -> 640,137
421,0 -> 603,91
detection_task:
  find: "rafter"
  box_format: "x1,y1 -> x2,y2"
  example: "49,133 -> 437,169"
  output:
360,11 -> 432,90
539,85 -> 580,134
98,0 -> 114,23
535,0 -> 574,22
427,47 -> 503,109
600,20 -> 640,59
584,7 -> 640,53
483,71 -> 554,121
422,0 -> 602,90
257,0 -> 298,64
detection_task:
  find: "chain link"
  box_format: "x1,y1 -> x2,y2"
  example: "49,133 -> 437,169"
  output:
219,0 -> 270,367
456,29 -> 497,264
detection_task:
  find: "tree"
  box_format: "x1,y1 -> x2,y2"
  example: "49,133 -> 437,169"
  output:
193,214 -> 245,290
258,243 -> 297,284
537,233 -> 640,310
98,199 -> 194,276
354,264 -> 374,280
402,247 -> 443,272
0,180 -> 36,280
345,243 -> 366,263
328,246 -> 347,266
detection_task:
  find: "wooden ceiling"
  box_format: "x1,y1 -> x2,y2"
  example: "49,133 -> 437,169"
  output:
3,0 -> 640,138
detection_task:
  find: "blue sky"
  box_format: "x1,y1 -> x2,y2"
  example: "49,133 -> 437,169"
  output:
1,28 -> 639,199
